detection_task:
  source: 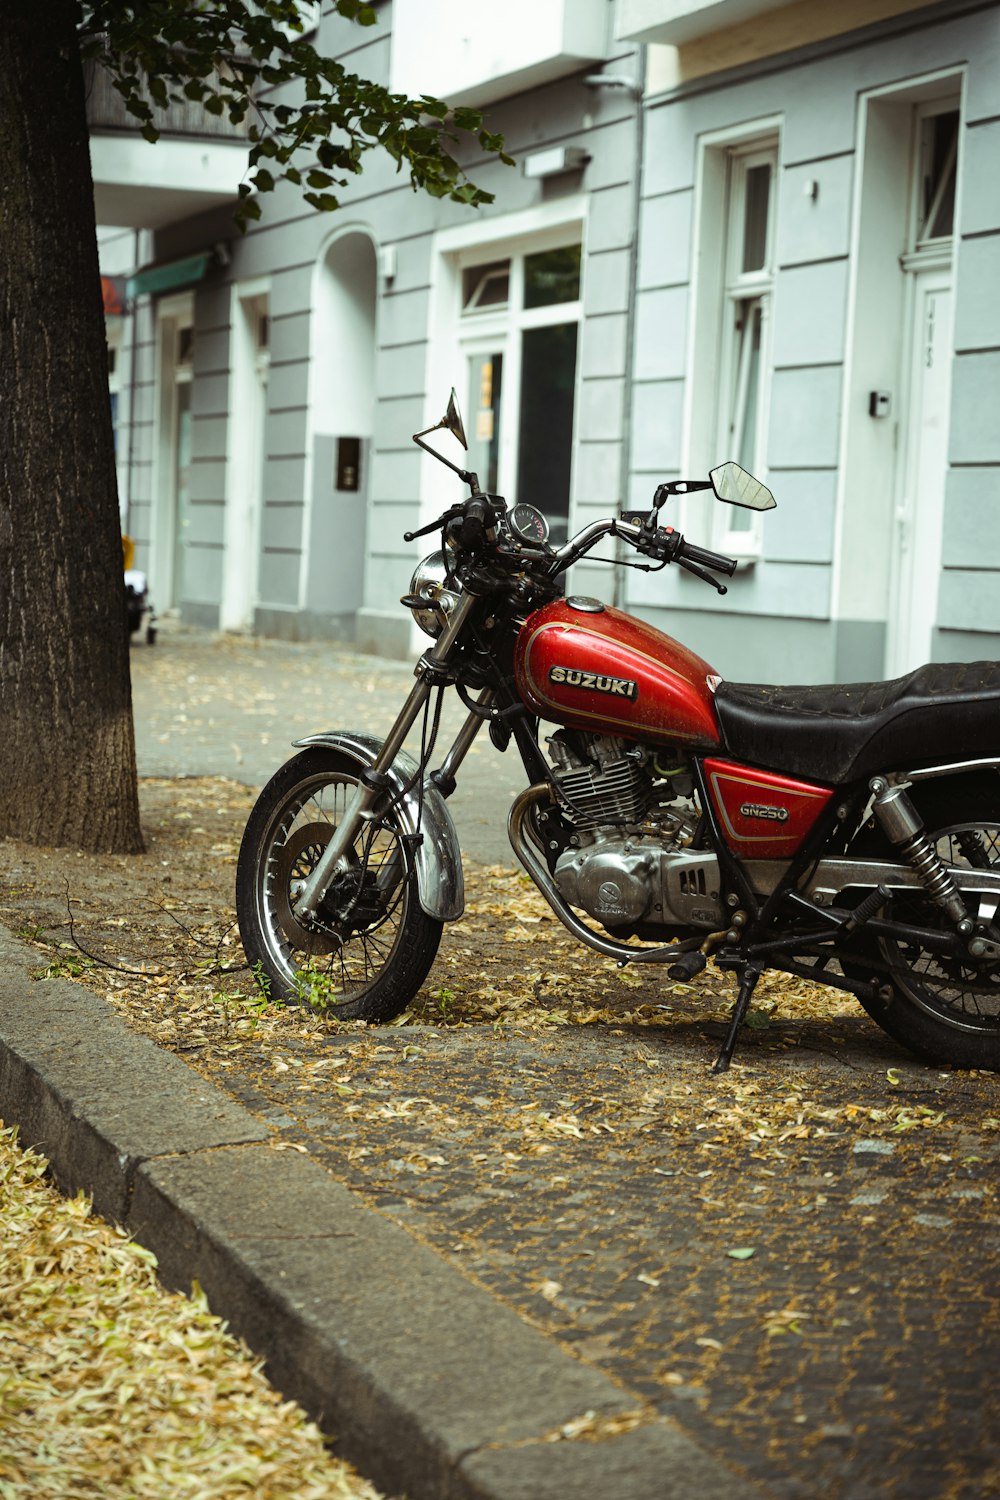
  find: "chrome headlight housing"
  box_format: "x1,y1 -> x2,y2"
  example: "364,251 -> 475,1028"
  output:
406,551 -> 456,637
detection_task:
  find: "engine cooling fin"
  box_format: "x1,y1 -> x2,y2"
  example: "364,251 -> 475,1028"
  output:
551,753 -> 654,829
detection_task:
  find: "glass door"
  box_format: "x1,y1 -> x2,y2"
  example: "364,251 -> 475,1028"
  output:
458,241 -> 581,543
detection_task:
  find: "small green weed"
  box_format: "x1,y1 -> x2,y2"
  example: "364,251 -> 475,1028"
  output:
291,966 -> 341,1016
33,946 -> 95,981
427,985 -> 457,1020
213,986 -> 270,1036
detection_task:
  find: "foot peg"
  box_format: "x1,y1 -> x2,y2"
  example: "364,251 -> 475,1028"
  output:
844,883 -> 891,934
668,950 -> 707,982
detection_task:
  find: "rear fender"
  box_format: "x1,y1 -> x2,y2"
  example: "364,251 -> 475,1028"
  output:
292,731 -> 464,922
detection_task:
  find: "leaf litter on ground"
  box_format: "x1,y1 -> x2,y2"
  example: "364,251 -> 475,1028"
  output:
2,775 -> 998,1500
0,777 -> 983,1172
0,1123 -> 384,1500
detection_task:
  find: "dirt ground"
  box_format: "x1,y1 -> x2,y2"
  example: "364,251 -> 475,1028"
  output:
3,776 -> 1000,1499
0,774 -> 850,1043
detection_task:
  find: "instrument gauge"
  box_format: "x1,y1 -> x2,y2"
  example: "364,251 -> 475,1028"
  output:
508,504 -> 550,545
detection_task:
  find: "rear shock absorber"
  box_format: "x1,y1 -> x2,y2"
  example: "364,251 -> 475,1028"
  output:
869,777 -> 971,930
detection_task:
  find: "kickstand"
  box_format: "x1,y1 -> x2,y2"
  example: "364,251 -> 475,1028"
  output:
712,964 -> 760,1074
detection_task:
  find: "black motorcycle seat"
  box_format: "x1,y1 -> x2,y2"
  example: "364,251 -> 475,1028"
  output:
713,660 -> 1000,786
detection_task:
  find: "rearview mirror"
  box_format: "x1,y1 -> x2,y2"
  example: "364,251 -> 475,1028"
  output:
709,462 -> 776,511
441,389 -> 468,451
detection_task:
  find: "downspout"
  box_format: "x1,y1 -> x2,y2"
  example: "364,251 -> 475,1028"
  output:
585,47 -> 646,608
616,47 -> 645,607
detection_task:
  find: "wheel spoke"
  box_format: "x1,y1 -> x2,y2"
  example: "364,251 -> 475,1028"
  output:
257,768 -> 408,1003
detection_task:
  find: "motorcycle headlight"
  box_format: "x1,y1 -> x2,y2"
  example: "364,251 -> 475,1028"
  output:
406,551 -> 456,637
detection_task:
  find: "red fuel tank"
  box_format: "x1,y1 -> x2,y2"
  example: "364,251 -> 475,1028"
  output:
514,597 -> 722,747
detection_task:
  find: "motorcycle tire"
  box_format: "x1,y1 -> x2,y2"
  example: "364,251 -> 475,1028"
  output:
845,777 -> 1000,1071
236,746 -> 442,1020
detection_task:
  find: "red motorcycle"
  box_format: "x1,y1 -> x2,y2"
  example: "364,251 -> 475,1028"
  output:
237,395 -> 1000,1072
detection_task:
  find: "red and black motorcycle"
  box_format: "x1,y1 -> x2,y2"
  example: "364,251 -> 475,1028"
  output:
237,395 -> 1000,1072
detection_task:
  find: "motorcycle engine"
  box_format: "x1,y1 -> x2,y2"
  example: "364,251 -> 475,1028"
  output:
546,731 -> 723,931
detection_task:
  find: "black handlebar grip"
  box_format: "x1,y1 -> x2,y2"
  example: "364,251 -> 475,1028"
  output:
677,538 -> 737,577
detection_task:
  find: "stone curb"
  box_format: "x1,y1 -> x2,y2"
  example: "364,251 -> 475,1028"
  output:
0,926 -> 764,1500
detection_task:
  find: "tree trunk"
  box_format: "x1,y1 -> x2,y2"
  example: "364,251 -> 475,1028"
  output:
0,0 -> 143,853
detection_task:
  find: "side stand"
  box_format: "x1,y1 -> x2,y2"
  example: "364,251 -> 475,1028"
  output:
712,964 -> 760,1074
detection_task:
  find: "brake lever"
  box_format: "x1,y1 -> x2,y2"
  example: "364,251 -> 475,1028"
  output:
677,556 -> 728,595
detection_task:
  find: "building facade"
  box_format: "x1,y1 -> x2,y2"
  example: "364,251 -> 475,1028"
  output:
96,0 -> 1000,683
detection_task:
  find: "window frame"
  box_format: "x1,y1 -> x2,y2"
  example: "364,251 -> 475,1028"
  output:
907,95 -> 961,262
455,234 -> 583,537
713,141 -> 778,561
683,122 -> 781,567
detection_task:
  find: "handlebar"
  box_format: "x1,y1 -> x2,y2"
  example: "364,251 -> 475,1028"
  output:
548,515 -> 736,593
404,495 -> 738,595
674,536 -> 737,578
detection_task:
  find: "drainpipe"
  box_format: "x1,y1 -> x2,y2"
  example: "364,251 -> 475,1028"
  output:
585,47 -> 646,608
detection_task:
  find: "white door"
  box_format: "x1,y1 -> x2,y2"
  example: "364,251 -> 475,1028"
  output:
887,267 -> 953,676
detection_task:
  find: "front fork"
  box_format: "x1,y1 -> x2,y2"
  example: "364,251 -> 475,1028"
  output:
292,593 -> 481,923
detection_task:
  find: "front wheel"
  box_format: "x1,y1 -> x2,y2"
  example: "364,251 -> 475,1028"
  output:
847,781 -> 1000,1070
236,747 -> 442,1020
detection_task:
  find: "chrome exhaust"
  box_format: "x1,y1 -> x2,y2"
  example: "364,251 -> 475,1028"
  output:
507,784 -> 693,966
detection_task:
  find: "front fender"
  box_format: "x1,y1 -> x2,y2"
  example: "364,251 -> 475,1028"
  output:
292,731 -> 464,922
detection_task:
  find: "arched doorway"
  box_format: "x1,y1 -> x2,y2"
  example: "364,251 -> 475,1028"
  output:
306,229 -> 377,634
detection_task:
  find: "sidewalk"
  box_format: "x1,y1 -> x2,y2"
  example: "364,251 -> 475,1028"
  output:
129,622 -> 524,867
2,622 -> 998,1500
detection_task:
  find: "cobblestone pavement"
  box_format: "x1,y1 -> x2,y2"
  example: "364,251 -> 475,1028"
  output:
124,625 -> 1000,1499
203,1018 -> 1000,1500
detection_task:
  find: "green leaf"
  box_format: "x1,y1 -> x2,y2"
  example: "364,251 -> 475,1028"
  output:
304,191 -> 342,212
726,1247 -> 756,1261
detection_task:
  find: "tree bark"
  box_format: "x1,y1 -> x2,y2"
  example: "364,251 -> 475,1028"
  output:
0,0 -> 143,853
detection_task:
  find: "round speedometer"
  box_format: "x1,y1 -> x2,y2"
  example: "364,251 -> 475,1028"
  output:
508,503 -> 550,545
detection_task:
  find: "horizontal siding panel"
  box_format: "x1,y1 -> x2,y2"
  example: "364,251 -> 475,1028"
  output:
633,285 -> 688,381
638,188 -> 692,291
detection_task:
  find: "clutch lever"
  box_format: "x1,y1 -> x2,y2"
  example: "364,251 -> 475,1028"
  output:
404,504 -> 464,544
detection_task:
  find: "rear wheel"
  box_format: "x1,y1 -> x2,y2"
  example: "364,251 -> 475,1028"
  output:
849,782 -> 1000,1070
236,747 -> 442,1020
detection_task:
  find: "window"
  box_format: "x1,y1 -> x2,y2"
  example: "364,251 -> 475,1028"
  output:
462,260 -> 510,311
458,240 -> 581,543
714,143 -> 777,559
911,102 -> 959,253
107,327 -> 122,454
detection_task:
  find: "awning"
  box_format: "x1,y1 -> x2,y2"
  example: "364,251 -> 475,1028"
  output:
101,275 -> 126,315
126,251 -> 213,301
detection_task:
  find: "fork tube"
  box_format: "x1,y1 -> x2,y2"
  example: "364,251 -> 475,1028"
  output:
293,592 -> 477,920
430,688 -> 494,793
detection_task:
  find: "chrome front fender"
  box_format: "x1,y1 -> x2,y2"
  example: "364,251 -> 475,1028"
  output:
292,731 -> 464,922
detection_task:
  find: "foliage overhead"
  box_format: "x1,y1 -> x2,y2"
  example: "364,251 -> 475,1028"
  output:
77,0 -> 514,227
